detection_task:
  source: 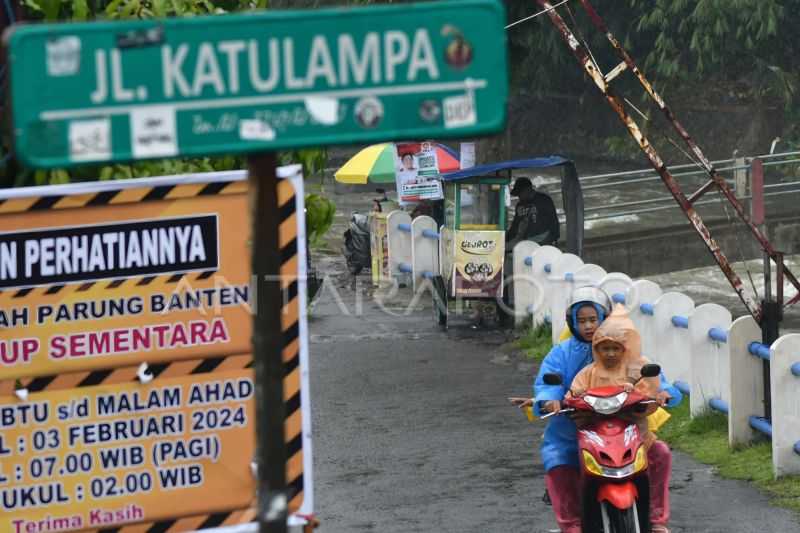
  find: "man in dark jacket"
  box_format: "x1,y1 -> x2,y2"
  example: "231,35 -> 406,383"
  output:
506,177 -> 560,248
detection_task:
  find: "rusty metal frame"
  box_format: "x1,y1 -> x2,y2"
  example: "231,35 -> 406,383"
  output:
535,0 -> 800,323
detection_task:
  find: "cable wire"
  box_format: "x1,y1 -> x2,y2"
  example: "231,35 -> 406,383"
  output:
506,0 -> 572,29
612,75 -> 762,303
565,2 -> 603,74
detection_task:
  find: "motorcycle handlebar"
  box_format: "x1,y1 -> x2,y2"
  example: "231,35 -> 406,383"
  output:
540,407 -> 576,420
540,398 -> 659,420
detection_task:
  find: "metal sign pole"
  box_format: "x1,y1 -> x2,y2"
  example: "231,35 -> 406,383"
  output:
754,159 -> 776,421
249,152 -> 288,533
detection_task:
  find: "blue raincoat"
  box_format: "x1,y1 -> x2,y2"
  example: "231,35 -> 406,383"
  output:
533,336 -> 682,472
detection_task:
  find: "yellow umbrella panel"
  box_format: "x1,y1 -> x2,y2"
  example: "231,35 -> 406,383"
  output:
334,143 -> 397,184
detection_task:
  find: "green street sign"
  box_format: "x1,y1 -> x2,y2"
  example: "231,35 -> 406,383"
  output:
4,0 -> 507,169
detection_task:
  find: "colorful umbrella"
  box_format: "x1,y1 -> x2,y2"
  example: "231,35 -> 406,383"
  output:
334,142 -> 460,184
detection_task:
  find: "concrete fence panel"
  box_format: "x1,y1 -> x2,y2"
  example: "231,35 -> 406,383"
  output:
688,303 -> 732,417
628,280 -> 662,362
512,241 -> 540,326
652,292 -> 695,392
411,215 -> 439,292
549,253 -> 585,345
727,315 -> 764,447
529,245 -> 563,328
770,334 -> 800,477
572,264 -> 608,288
387,210 -> 412,284
597,272 -> 635,310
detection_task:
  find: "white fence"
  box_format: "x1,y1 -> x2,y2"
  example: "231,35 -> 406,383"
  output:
511,244 -> 800,479
380,211 -> 800,478
386,212 -> 439,291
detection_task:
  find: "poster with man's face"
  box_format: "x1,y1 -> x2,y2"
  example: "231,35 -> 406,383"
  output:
394,142 -> 444,205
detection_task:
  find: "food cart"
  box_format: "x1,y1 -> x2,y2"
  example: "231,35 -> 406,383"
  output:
432,157 -> 583,328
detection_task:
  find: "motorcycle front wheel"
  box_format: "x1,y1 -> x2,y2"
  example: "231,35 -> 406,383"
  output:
600,501 -> 641,533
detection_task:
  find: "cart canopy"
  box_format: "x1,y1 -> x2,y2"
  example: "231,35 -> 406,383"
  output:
440,156 -> 572,181
440,156 -> 583,255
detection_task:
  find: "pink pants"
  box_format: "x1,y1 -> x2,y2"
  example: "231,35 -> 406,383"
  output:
545,440 -> 672,533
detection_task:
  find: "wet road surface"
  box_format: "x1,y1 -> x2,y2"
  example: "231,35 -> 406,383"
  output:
308,261 -> 800,533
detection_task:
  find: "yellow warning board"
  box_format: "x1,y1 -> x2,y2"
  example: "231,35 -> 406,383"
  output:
0,186 -> 250,381
0,369 -> 256,531
0,171 -> 312,531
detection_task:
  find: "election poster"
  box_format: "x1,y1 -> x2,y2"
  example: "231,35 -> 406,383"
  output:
0,170 -> 313,531
394,142 -> 444,204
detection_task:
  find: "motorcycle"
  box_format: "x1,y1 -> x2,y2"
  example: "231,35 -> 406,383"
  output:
541,364 -> 661,533
342,189 -> 389,276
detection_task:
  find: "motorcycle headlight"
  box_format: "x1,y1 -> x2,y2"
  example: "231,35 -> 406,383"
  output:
583,392 -> 628,415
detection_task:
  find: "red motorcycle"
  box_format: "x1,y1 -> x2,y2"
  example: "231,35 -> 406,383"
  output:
542,364 -> 661,533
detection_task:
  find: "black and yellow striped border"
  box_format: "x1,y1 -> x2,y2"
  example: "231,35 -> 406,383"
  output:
0,177 -> 307,531
0,179 -> 247,215
277,178 -> 305,517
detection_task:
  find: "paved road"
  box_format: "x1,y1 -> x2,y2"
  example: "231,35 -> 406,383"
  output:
308,258 -> 800,533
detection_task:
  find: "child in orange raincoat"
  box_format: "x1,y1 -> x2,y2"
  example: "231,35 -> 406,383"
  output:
567,303 -> 661,448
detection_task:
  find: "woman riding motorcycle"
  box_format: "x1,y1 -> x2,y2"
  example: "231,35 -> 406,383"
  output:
525,287 -> 681,533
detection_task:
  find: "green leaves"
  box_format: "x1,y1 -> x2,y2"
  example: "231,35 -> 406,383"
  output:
304,193 -> 335,246
23,0 -> 61,20
280,148 -> 328,179
505,0 -> 796,108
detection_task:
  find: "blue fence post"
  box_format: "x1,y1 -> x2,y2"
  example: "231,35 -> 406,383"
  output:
674,381 -> 691,396
708,327 -> 728,343
749,416 -> 773,438
709,397 -> 729,415
748,342 -> 771,361
671,315 -> 689,329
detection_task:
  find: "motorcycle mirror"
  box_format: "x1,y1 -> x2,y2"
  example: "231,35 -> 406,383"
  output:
640,363 -> 661,378
542,373 -> 563,386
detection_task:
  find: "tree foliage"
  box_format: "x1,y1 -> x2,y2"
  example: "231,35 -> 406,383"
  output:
304,193 -> 336,246
8,0 -> 800,184
505,0 -> 799,107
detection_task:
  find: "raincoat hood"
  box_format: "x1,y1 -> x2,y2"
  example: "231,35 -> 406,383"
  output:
592,303 -> 641,360
590,303 -> 650,388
